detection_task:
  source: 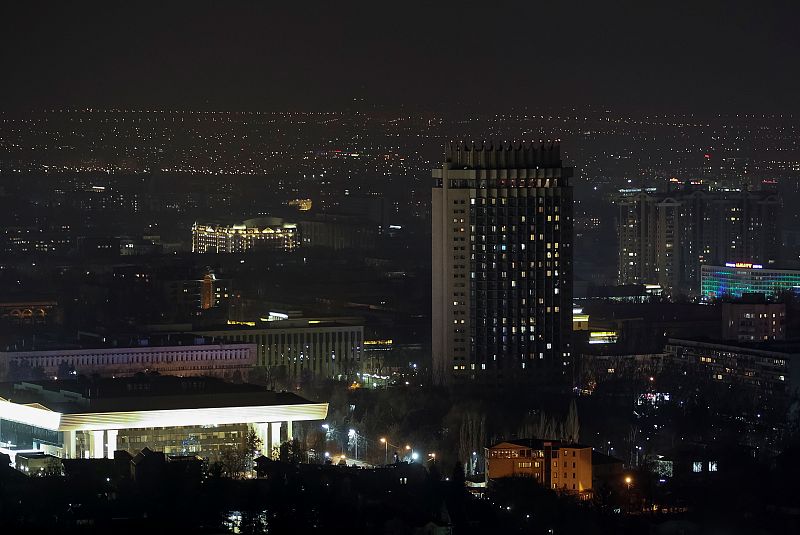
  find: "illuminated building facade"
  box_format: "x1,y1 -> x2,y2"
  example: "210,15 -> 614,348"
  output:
618,189 -> 781,294
486,439 -> 592,496
0,342 -> 257,381
432,141 -> 573,387
701,264 -> 800,300
0,376 -> 327,462
195,317 -> 364,381
288,198 -> 313,211
0,300 -> 59,326
572,307 -> 589,331
192,218 -> 298,253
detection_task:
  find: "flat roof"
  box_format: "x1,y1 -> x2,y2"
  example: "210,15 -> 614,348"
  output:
489,439 -> 590,450
666,338 -> 800,357
0,376 -> 328,432
195,316 -> 364,332
1,333 -> 252,353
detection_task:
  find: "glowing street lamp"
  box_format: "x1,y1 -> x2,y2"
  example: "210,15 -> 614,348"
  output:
380,437 -> 388,464
349,429 -> 358,460
625,476 -> 633,490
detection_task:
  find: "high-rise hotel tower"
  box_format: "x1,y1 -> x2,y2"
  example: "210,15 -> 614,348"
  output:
432,141 -> 573,388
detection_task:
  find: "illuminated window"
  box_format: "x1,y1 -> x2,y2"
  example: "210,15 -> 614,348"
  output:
692,462 -> 702,473
708,461 -> 718,472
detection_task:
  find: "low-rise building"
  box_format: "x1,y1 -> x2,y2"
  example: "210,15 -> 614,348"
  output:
0,340 -> 256,381
0,375 -> 327,462
702,264 -> 800,300
591,451 -> 624,489
485,439 -> 593,497
13,452 -> 63,476
663,338 -> 800,419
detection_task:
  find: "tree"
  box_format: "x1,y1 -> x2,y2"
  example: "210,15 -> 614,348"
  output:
57,360 -> 76,379
247,366 -> 269,386
451,460 -> 466,487
268,365 -> 289,390
219,428 -> 262,479
279,438 -> 307,463
7,360 -> 45,381
458,409 -> 486,475
564,398 -> 580,443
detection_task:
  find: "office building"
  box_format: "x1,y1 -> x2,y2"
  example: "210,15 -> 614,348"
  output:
701,264 -> 800,300
485,439 -> 592,496
721,300 -> 786,342
192,217 -> 298,253
617,189 -> 781,294
161,272 -> 231,313
195,317 -> 364,381
0,340 -> 256,381
0,376 -> 327,462
663,338 -> 800,418
298,214 -> 377,250
432,141 -> 573,387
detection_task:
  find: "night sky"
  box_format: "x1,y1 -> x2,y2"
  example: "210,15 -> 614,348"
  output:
2,1 -> 799,113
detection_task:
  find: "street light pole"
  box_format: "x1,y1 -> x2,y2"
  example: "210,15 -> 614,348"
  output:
348,429 -> 358,460
380,437 -> 388,464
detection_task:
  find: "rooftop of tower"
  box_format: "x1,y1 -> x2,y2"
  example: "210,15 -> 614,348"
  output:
444,140 -> 562,170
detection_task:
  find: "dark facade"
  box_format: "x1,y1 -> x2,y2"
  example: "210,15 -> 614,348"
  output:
432,141 -> 573,388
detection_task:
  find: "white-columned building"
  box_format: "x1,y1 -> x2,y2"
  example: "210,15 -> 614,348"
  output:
0,342 -> 257,381
0,376 -> 327,462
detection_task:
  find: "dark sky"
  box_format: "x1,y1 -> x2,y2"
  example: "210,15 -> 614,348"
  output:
2,1 -> 799,113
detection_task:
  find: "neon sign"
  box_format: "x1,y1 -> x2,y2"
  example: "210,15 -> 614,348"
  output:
725,262 -> 763,269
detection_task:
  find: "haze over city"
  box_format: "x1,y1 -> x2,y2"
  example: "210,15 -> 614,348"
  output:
1,2 -> 800,534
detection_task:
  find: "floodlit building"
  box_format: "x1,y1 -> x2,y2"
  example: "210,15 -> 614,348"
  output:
432,141 -> 573,387
0,299 -> 59,326
701,263 -> 800,300
13,452 -> 63,476
192,218 -> 298,253
195,317 -> 365,381
485,439 -> 592,497
0,341 -> 257,381
0,376 -> 327,462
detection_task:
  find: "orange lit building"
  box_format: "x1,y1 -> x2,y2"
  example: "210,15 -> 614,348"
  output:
486,439 -> 593,497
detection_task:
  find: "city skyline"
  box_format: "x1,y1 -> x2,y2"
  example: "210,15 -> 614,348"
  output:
3,3 -> 800,533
